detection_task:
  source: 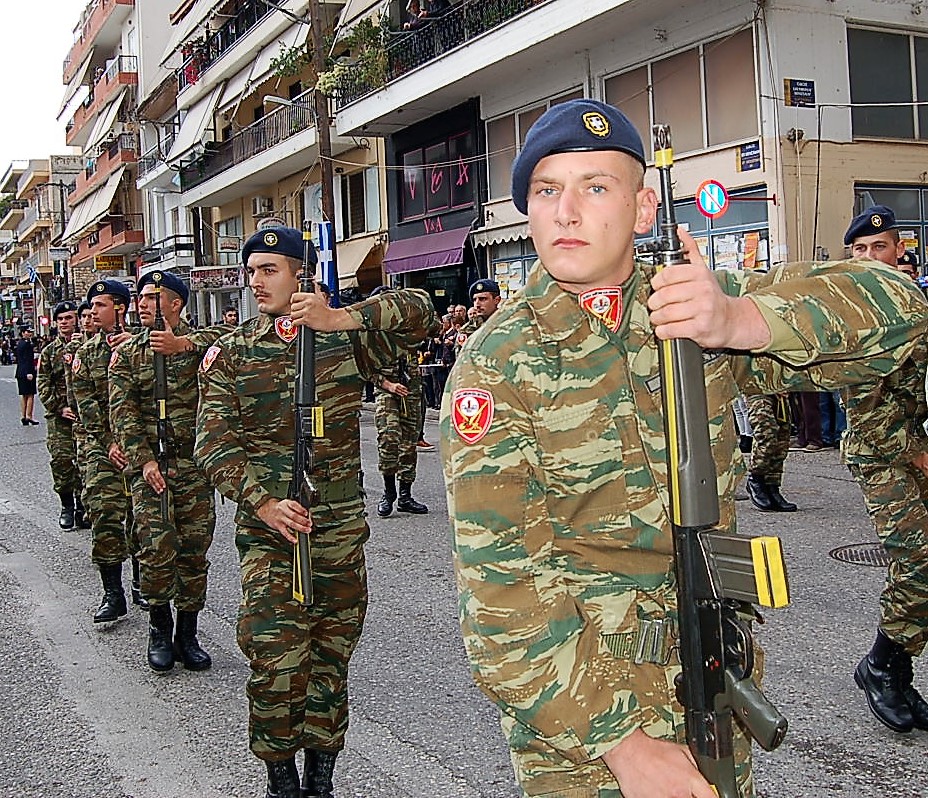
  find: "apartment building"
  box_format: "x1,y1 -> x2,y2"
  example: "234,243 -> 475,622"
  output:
330,0 -> 928,310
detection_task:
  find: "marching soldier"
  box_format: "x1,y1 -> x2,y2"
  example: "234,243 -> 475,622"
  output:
63,301 -> 97,530
744,393 -> 797,512
72,280 -> 138,623
841,206 -> 928,733
37,300 -> 85,529
195,227 -> 435,798
109,270 -> 224,672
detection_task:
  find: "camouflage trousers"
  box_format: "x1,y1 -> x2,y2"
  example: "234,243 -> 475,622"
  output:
85,449 -> 137,566
848,461 -> 928,655
236,497 -> 368,760
746,394 -> 790,483
45,415 -> 79,495
130,456 -> 214,610
74,427 -> 91,513
375,387 -> 420,482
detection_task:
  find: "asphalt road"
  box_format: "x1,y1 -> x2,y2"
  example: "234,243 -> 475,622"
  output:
0,364 -> 923,798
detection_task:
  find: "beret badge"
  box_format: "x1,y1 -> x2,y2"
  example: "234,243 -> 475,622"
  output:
264,232 -> 278,247
582,112 -> 610,137
871,214 -> 883,228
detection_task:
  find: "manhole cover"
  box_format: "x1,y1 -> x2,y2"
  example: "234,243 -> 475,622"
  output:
829,543 -> 891,567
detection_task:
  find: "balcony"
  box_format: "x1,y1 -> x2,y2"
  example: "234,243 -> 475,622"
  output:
138,234 -> 197,272
0,200 -> 28,231
176,1 -> 276,94
70,133 -> 138,206
138,130 -> 177,179
1,237 -> 27,263
66,55 -> 138,147
63,0 -> 135,84
72,212 -> 145,267
18,205 -> 54,244
20,251 -> 50,284
180,94 -> 316,193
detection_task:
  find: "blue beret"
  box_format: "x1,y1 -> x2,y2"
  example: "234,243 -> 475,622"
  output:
511,99 -> 646,214
137,270 -> 189,306
86,279 -> 130,307
899,250 -> 920,268
844,205 -> 897,245
242,226 -> 316,265
469,279 -> 500,297
53,301 -> 78,319
77,301 -> 91,315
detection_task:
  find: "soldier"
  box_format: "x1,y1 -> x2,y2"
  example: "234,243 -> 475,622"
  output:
72,280 -> 138,623
470,278 -> 501,321
744,394 -> 797,512
841,205 -> 928,734
64,301 -> 97,530
37,300 -> 84,529
441,100 -> 928,798
195,227 -> 435,798
898,251 -> 919,280
223,305 -> 240,325
109,270 -> 223,672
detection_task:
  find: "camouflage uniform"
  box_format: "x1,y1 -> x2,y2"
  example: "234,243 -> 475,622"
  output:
72,332 -> 136,566
374,355 -> 422,483
454,317 -> 481,357
63,334 -> 92,513
36,335 -> 79,495
843,352 -> 928,654
745,394 -> 791,484
108,321 -> 224,610
195,290 -> 434,760
441,258 -> 927,797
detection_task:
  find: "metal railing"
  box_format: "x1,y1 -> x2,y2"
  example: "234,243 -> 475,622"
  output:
181,91 -> 316,190
140,233 -> 196,264
21,251 -> 41,274
138,130 -> 177,177
335,0 -> 544,108
110,213 -> 144,236
104,54 -> 137,83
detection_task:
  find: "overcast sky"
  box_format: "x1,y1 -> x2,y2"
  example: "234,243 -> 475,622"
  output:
0,2 -> 88,168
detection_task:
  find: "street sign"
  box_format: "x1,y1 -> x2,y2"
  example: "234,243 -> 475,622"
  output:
695,179 -> 729,219
94,254 -> 124,271
48,247 -> 71,261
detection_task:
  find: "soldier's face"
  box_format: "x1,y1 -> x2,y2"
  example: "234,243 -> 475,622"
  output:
223,310 -> 239,325
56,311 -> 77,337
850,232 -> 905,268
527,150 -> 657,293
137,286 -> 181,328
80,309 -> 95,333
246,252 -> 300,317
91,296 -> 117,331
472,291 -> 500,318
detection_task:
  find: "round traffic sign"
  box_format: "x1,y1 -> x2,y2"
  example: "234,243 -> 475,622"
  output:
695,179 -> 729,219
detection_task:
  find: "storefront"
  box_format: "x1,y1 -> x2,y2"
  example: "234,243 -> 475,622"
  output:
854,185 -> 928,273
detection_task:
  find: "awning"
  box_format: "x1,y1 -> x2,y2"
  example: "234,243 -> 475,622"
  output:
57,49 -> 94,120
218,61 -> 257,113
240,25 -> 307,101
335,0 -> 389,41
160,0 -> 224,65
85,89 -> 127,152
335,237 -> 377,287
61,166 -> 126,243
166,82 -> 225,164
471,221 -> 530,248
383,226 -> 471,275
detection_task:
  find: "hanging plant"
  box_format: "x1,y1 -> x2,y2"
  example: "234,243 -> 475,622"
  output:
271,40 -> 313,78
316,18 -> 388,96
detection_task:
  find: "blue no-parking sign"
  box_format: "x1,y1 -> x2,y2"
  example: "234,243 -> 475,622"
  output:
695,179 -> 729,219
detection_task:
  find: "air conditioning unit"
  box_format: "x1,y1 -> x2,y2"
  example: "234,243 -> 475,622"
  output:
252,196 -> 274,216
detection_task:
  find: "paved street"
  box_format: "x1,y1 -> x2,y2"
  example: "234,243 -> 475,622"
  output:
0,364 -> 924,798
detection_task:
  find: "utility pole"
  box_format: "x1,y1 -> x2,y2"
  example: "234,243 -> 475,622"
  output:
40,181 -> 72,300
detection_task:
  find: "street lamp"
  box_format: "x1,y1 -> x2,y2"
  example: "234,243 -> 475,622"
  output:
37,181 -> 74,301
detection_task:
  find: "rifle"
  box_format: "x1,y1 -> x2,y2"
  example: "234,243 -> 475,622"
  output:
652,124 -> 789,798
290,221 -> 322,607
396,354 -> 410,416
152,272 -> 171,523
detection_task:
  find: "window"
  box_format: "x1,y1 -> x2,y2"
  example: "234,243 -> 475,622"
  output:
485,89 -> 583,200
336,167 -> 380,240
848,28 -> 915,138
605,29 -> 757,158
217,216 -> 242,267
400,131 -> 476,221
490,238 -> 537,297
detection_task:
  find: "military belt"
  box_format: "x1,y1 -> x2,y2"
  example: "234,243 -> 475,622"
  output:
317,477 -> 360,504
603,617 -> 676,665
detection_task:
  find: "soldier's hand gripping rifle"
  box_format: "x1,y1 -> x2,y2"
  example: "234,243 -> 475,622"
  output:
152,272 -> 171,523
652,125 -> 789,798
290,222 -> 322,607
396,354 -> 411,416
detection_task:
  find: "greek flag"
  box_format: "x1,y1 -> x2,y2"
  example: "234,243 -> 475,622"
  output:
316,221 -> 339,307
27,266 -> 37,284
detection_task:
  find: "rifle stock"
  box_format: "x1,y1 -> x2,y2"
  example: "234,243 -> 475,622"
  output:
652,125 -> 788,798
152,273 -> 171,523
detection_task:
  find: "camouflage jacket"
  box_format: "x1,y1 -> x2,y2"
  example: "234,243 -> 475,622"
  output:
63,334 -> 90,432
108,320 -> 227,470
72,331 -> 123,458
36,336 -> 69,417
441,258 -> 928,764
195,289 -> 435,528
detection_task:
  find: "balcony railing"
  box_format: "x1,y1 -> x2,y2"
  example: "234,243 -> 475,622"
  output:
138,130 -> 177,177
140,234 -> 197,264
334,0 -> 544,108
180,92 -> 316,191
22,251 -> 41,274
177,0 -> 275,93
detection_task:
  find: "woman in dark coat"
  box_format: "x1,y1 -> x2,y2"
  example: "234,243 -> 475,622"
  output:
15,328 -> 39,425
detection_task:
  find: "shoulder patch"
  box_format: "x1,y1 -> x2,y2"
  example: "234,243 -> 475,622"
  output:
578,287 -> 622,332
200,344 -> 222,373
109,349 -> 120,368
451,388 -> 495,445
275,315 -> 298,343
63,352 -> 73,364
72,354 -> 82,374
456,331 -> 469,347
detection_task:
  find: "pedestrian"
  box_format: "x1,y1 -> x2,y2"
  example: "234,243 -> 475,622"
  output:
195,226 -> 436,798
223,305 -> 240,325
841,205 -> 928,734
745,394 -> 797,512
36,301 -> 84,528
109,270 -> 225,673
440,99 -> 928,798
15,328 -> 39,425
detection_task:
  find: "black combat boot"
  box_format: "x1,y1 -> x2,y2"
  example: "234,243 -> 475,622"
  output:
766,483 -> 797,512
266,757 -> 301,798
147,603 -> 175,672
745,473 -> 776,512
74,498 -> 91,529
855,630 -> 915,732
130,556 -> 149,611
377,473 -> 397,518
894,646 -> 928,731
396,481 -> 428,514
301,749 -> 338,798
174,609 -> 212,671
93,563 -> 128,623
57,490 -> 75,529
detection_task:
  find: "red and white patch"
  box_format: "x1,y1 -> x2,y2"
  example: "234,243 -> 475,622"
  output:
106,332 -> 121,347
456,331 -> 469,347
71,355 -> 82,373
451,388 -> 495,445
578,287 -> 622,332
109,349 -> 120,368
200,345 -> 221,373
63,352 -> 73,365
275,315 -> 298,343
